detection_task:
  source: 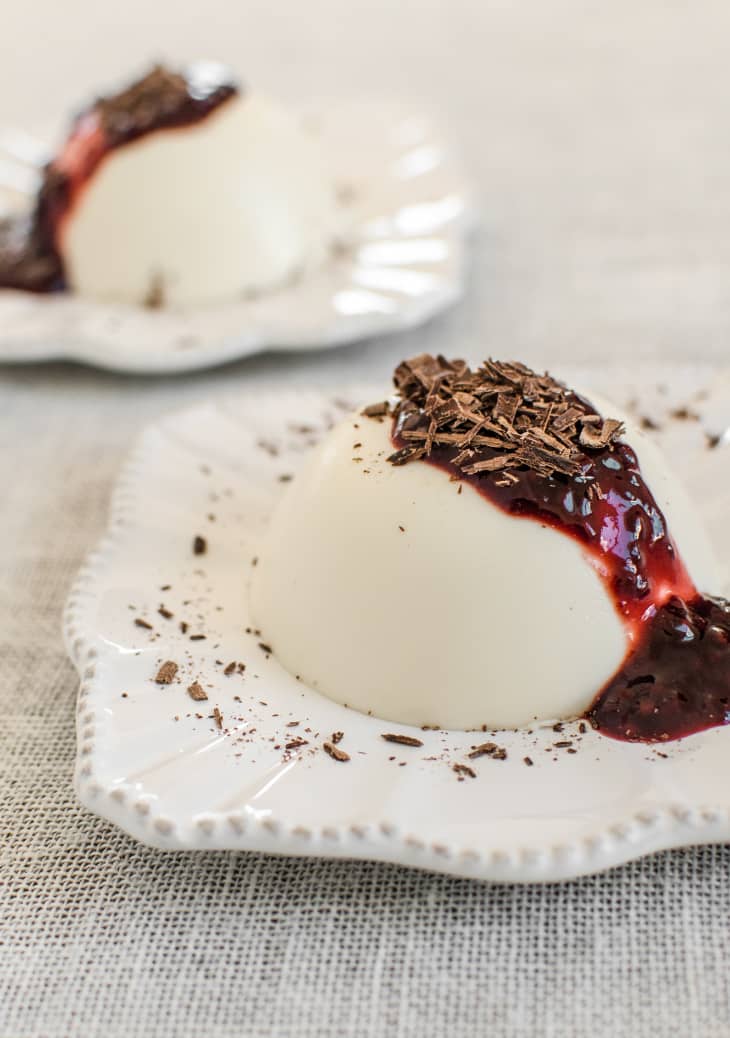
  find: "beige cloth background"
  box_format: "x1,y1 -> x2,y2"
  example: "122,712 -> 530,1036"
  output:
2,2 -> 730,1035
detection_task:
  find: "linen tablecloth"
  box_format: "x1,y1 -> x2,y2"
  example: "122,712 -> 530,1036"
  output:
2,1 -> 730,1034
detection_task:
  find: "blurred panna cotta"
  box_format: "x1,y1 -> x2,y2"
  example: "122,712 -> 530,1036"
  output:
0,64 -> 338,305
250,355 -> 730,742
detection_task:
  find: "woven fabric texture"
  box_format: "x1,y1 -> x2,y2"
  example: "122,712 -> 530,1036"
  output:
2,364 -> 730,1038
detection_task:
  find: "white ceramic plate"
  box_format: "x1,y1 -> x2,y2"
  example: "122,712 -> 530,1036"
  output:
64,365 -> 730,881
0,102 -> 474,374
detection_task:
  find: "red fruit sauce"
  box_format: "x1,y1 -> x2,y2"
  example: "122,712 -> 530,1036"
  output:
393,411 -> 730,743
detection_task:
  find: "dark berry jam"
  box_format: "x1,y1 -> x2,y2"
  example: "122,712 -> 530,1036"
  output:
0,64 -> 238,293
589,595 -> 730,741
393,407 -> 730,743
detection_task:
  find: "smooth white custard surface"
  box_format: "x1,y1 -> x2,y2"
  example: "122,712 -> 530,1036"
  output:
62,94 -> 338,306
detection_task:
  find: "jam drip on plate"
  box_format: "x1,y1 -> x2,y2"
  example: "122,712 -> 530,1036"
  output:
385,353 -> 730,743
0,63 -> 238,293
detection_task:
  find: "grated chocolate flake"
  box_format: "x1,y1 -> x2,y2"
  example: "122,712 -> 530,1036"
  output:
468,741 -> 507,761
453,763 -> 476,779
670,406 -> 699,422
371,354 -> 625,484
158,606 -> 173,620
134,618 -> 153,630
323,741 -> 350,762
381,733 -> 424,747
361,401 -> 390,418
187,682 -> 208,702
155,660 -> 178,685
213,706 -> 223,729
193,535 -> 207,556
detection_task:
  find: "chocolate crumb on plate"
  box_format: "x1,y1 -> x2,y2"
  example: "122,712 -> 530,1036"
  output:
639,415 -> 661,431
381,733 -> 423,747
187,682 -> 208,702
670,406 -> 699,422
134,618 -> 153,630
223,661 -> 236,676
453,763 -> 476,779
323,741 -> 350,762
193,535 -> 207,555
468,741 -> 507,760
361,401 -> 390,418
523,756 -> 534,766
158,606 -> 173,620
331,731 -> 344,744
213,706 -> 223,729
155,660 -> 178,685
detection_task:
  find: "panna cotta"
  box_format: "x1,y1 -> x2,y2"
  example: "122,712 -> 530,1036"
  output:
0,64 -> 338,305
251,355 -> 730,741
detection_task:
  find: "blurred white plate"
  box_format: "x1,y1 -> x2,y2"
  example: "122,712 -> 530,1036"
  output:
64,365 -> 730,881
0,102 -> 475,373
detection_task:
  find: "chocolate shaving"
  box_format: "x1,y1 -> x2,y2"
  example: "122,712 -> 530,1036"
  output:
374,355 -> 625,483
155,661 -> 178,685
213,706 -> 223,729
187,682 -> 208,702
381,733 -> 424,747
223,661 -> 236,676
285,737 -> 309,751
670,406 -> 699,422
144,272 -> 165,309
134,618 -> 153,630
323,742 -> 350,762
362,401 -> 390,418
193,535 -> 207,556
640,415 -> 661,432
453,763 -> 476,779
468,741 -> 507,760
578,419 -> 624,450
